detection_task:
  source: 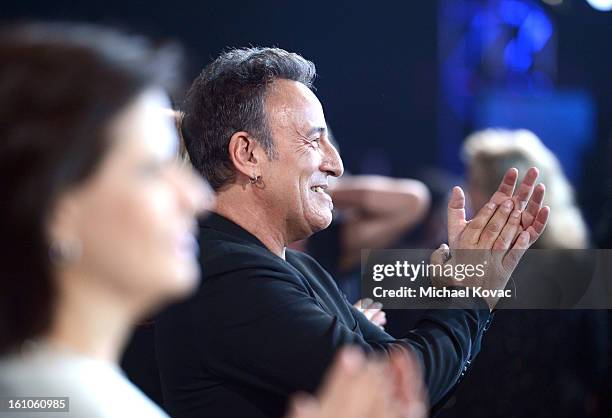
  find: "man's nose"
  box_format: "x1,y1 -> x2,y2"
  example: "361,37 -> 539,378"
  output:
320,142 -> 344,178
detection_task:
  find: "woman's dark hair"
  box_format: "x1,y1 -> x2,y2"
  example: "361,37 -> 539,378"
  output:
181,47 -> 316,190
0,23 -> 180,354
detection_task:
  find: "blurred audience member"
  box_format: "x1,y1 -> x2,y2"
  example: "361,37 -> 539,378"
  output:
0,23 -> 210,417
288,347 -> 427,418
464,129 -> 588,249
120,109 -> 189,406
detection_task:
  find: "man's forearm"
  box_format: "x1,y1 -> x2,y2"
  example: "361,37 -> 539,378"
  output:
395,302 -> 492,406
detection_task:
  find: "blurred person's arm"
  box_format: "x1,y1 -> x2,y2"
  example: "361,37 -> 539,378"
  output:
287,347 -> 427,418
329,175 -> 431,272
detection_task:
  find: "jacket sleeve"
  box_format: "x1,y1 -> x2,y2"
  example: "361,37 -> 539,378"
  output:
351,301 -> 493,405
192,254 -> 492,407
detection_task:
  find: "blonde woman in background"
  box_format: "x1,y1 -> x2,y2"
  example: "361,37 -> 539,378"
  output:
463,128 -> 588,249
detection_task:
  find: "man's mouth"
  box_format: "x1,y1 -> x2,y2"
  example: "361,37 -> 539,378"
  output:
309,184 -> 333,209
310,186 -> 326,193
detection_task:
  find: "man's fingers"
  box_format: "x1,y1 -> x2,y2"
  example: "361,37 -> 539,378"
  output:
510,167 -> 539,210
362,306 -> 383,322
478,199 -> 515,248
521,183 -> 545,228
525,205 -> 550,244
371,310 -> 387,328
502,230 -> 530,272
430,244 -> 450,284
460,200 -> 498,246
492,209 -> 521,251
447,186 -> 467,247
354,298 -> 384,322
430,243 -> 450,266
361,310 -> 374,321
354,298 -> 373,310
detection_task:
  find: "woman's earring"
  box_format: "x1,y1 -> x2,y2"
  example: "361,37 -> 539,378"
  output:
49,238 -> 82,266
249,174 -> 261,184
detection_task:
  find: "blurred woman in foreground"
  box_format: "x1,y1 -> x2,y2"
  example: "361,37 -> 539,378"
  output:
0,23 -> 211,417
0,23 -> 425,418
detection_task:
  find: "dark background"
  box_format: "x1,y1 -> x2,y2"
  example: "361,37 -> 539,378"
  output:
2,0 -> 439,179
2,5 -> 610,161
4,0 -> 611,232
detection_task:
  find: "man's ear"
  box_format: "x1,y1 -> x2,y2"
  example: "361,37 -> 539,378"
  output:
227,131 -> 265,180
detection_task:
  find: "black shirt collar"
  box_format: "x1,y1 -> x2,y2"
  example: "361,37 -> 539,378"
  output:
199,211 -> 269,250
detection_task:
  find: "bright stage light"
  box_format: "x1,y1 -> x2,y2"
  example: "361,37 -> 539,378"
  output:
585,0 -> 612,11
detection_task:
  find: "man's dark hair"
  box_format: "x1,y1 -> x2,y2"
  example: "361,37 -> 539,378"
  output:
0,22 -> 179,354
181,47 -> 316,190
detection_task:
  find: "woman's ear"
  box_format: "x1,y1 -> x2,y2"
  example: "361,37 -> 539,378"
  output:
227,131 -> 264,180
46,193 -> 81,245
46,192 -> 84,265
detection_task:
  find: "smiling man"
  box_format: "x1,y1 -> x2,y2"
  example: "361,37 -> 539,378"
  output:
155,47 -> 549,418
219,77 -> 344,256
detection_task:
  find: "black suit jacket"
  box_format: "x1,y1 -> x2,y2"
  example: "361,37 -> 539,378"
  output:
156,212 -> 493,418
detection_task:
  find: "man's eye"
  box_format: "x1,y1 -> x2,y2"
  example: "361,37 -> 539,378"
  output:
310,138 -> 320,148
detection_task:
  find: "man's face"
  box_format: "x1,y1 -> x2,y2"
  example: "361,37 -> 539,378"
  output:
261,79 -> 343,242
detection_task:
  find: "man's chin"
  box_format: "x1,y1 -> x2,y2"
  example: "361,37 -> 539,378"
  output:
292,210 -> 333,241
309,213 -> 333,234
